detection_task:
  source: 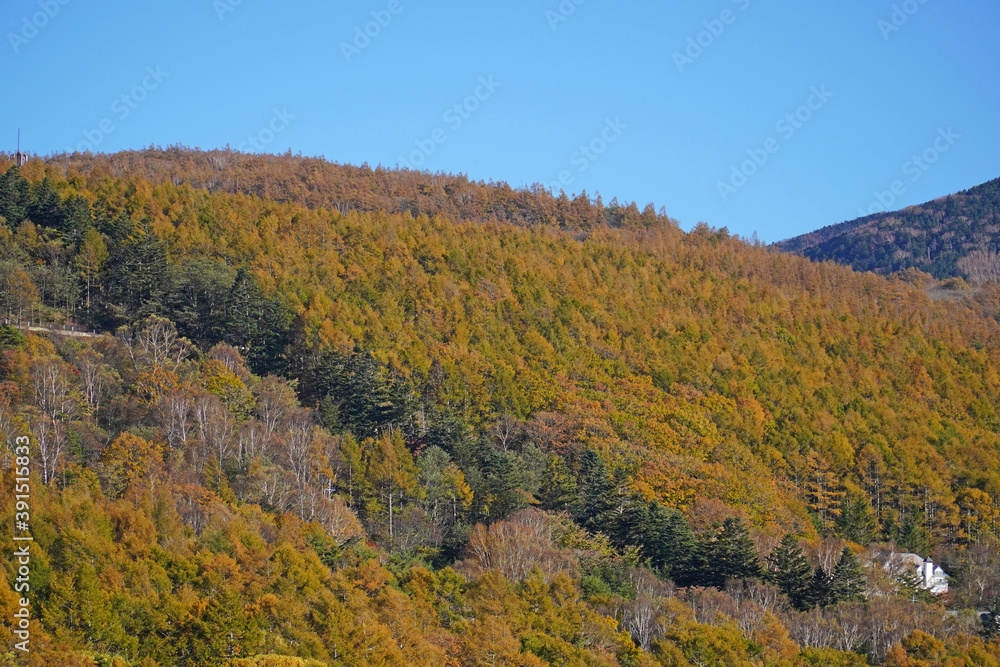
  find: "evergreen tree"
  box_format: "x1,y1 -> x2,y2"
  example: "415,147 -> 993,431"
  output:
28,177 -> 65,230
104,219 -> 168,321
0,166 -> 30,225
829,546 -> 865,603
898,567 -> 937,604
538,453 -> 577,511
481,447 -> 528,520
697,517 -> 762,588
767,534 -> 814,610
164,257 -> 235,348
644,503 -> 698,585
896,512 -> 930,555
224,267 -> 292,374
61,194 -> 93,240
836,492 -> 877,545
610,497 -> 649,549
302,347 -> 414,440
806,566 -> 834,609
574,449 -> 616,533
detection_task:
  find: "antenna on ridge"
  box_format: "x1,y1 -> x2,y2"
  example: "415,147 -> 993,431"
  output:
15,129 -> 27,167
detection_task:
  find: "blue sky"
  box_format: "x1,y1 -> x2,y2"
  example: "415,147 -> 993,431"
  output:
2,0 -> 998,242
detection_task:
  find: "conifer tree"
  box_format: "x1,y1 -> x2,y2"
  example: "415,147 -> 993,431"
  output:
807,566 -> 834,609
829,546 -> 865,603
106,220 -> 168,320
538,453 -> 577,511
225,267 -> 292,374
767,534 -> 813,610
836,492 -> 877,545
697,516 -> 762,588
28,177 -> 65,230
0,165 -> 30,224
645,503 -> 698,585
574,449 -> 616,533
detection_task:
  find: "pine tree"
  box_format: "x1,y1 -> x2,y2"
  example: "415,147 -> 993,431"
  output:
574,449 -> 616,533
0,166 -> 30,225
829,546 -> 865,603
225,267 -> 292,374
698,516 -> 762,588
105,220 -> 168,321
767,534 -> 813,610
538,453 -> 577,511
805,450 -> 844,534
364,430 -> 420,549
61,194 -> 93,240
807,566 -> 833,609
896,512 -> 930,555
28,177 -> 65,230
645,504 -> 698,585
836,492 -> 877,545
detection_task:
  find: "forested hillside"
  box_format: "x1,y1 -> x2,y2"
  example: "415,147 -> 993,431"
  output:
776,177 -> 1000,281
1,150 -> 999,666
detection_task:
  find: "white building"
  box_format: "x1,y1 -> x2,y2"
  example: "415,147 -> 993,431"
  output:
885,552 -> 949,595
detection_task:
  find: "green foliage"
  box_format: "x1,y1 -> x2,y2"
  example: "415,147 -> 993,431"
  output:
302,347 -> 414,440
829,547 -> 865,603
767,534 -> 814,610
836,492 -> 877,545
575,449 -> 616,532
0,324 -> 25,349
694,517 -> 763,588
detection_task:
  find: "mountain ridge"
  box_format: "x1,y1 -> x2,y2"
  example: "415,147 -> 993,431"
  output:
775,177 -> 1000,281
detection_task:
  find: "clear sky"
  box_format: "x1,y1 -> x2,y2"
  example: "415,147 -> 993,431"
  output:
2,0 -> 998,242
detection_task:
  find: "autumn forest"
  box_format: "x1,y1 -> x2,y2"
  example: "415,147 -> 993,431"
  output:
1,148 -> 999,666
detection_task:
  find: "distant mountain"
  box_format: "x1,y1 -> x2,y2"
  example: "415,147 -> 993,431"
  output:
776,177 -> 1000,282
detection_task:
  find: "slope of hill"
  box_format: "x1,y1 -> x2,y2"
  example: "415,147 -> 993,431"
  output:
45,147 -> 671,232
776,177 -> 1000,281
2,150 -> 1000,665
